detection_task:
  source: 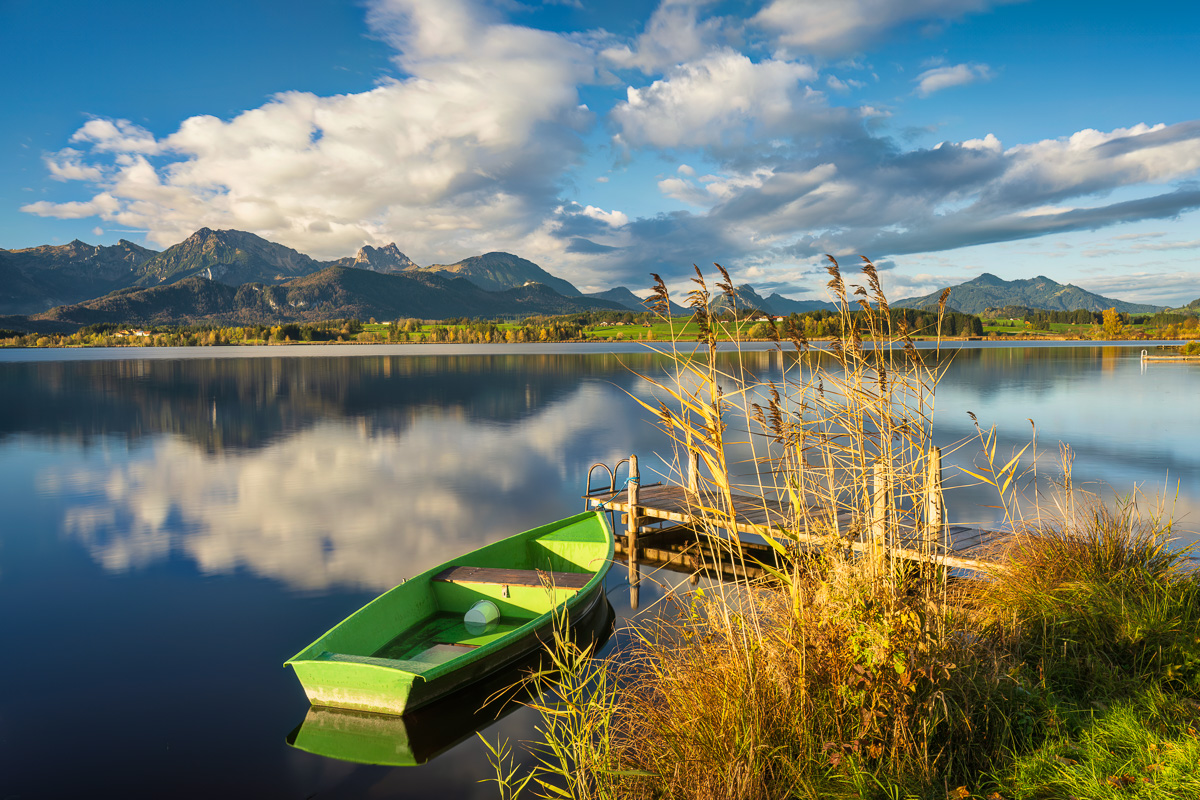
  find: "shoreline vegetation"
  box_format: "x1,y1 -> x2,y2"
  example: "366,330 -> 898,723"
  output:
485,260 -> 1200,800
2,305 -> 1198,350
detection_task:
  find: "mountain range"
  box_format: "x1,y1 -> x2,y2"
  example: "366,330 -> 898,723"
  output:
0,238 -> 156,313
414,251 -> 582,297
14,268 -> 635,333
2,228 -> 1192,331
708,284 -> 838,316
894,273 -> 1166,315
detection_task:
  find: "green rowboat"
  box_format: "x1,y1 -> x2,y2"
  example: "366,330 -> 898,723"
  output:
287,598 -> 615,765
285,510 -> 614,716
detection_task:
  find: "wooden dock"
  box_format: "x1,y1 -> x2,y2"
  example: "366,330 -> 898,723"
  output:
1141,348 -> 1200,362
586,453 -> 1008,607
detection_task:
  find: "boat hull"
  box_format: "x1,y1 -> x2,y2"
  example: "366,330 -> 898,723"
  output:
290,583 -> 607,714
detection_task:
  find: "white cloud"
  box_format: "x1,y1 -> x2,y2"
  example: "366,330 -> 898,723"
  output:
612,50 -> 822,149
1081,236 -> 1200,258
600,0 -> 726,73
1073,271 -> 1200,306
752,0 -> 1019,55
960,133 -> 1002,152
45,148 -> 105,182
21,192 -> 120,219
914,62 -> 992,96
657,176 -> 712,205
580,205 -> 629,227
594,119 -> 1200,287
70,118 -> 162,155
992,124 -> 1200,206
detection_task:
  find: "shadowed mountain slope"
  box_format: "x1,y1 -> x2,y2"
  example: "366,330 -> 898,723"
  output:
584,286 -> 690,316
895,273 -> 1163,315
411,252 -> 582,297
21,266 -> 625,328
132,228 -> 323,287
0,239 -> 157,314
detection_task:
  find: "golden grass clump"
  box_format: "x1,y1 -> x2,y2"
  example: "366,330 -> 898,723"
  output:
601,563 -> 1010,799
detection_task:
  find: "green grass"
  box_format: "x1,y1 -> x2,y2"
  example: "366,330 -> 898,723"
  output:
584,318 -> 695,340
1002,689 -> 1200,799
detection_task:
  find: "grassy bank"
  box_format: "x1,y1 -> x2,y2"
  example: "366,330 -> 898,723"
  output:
490,260 -> 1200,799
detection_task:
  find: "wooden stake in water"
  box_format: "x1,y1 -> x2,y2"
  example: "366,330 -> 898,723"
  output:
627,454 -> 641,594
924,446 -> 944,552
871,458 -> 889,553
687,450 -> 701,587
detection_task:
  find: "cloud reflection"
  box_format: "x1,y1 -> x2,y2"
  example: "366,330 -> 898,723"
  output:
53,381 -> 647,592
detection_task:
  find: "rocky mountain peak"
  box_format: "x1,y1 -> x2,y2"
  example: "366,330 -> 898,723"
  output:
352,243 -> 416,274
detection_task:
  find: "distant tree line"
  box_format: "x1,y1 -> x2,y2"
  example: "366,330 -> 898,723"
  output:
25,303 -> 1200,349
773,307 -> 984,339
983,305 -> 1199,333
0,315 -> 600,348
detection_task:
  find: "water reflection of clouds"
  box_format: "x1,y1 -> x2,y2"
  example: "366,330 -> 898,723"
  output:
52,382 -> 646,592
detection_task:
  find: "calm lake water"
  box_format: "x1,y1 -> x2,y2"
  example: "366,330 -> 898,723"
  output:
1,342 -> 1196,798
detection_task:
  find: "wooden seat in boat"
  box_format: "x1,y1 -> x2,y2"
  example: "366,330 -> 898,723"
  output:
432,566 -> 590,590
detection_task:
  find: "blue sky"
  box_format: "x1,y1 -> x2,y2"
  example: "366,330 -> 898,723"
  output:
3,0 -> 1198,304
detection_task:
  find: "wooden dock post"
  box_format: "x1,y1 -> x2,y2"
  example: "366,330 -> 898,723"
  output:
823,448 -> 842,540
924,447 -> 944,550
686,451 -> 700,586
627,454 -> 641,598
870,458 -> 889,552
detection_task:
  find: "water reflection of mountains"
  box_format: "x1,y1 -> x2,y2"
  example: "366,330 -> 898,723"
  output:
941,345 -> 1147,399
0,352 -> 679,451
0,345 -> 1151,451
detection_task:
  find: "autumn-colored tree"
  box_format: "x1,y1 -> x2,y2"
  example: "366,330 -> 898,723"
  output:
1102,307 -> 1123,338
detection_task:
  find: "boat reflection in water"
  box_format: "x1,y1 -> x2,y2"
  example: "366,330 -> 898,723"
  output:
286,597 -> 615,766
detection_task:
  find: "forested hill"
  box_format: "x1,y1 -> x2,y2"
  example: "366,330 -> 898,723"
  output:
895,273 -> 1163,315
